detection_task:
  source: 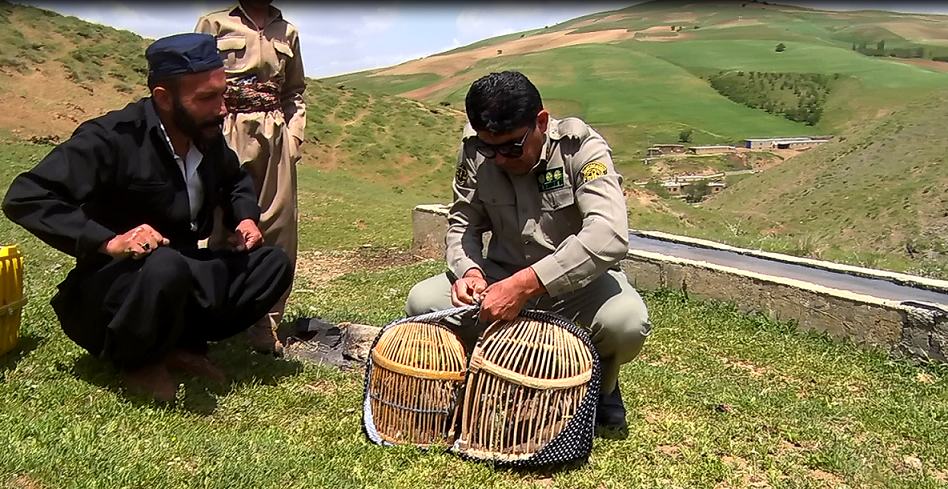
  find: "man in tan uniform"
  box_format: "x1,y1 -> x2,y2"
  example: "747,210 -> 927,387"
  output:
196,0 -> 306,356
405,71 -> 651,431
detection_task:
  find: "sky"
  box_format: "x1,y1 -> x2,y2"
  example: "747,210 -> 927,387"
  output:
15,1 -> 948,79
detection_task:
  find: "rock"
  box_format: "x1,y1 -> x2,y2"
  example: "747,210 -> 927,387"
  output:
341,322 -> 381,363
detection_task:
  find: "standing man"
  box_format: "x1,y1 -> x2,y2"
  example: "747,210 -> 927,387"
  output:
404,71 -> 651,431
1,33 -> 293,402
196,0 -> 306,357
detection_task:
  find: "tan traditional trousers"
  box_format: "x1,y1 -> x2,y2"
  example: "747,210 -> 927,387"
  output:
405,117 -> 651,393
196,3 -> 306,354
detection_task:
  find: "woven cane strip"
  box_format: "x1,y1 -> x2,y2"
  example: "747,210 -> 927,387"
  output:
365,319 -> 467,447
457,314 -> 593,462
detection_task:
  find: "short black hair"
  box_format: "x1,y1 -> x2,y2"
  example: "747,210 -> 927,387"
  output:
465,71 -> 543,134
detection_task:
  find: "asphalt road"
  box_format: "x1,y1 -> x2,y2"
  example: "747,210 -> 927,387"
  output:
627,233 -> 948,307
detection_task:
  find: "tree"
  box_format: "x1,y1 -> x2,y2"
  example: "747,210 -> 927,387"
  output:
678,128 -> 694,143
684,181 -> 711,203
775,43 -> 786,52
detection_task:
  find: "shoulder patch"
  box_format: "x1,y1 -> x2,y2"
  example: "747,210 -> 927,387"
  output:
580,161 -> 608,183
455,163 -> 469,185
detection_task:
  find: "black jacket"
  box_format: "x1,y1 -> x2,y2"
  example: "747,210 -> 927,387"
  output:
1,97 -> 259,273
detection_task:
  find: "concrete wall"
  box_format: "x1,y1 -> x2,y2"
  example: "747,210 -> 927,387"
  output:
411,205 -> 948,362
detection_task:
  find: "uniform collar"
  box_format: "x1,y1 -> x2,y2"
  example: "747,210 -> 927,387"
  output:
230,2 -> 283,29
532,117 -> 561,172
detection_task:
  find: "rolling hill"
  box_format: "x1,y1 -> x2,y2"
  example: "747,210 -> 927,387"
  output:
326,0 -> 948,178
2,0 -> 948,280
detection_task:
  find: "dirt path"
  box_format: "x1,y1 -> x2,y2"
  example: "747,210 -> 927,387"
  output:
374,28 -> 641,78
294,248 -> 425,288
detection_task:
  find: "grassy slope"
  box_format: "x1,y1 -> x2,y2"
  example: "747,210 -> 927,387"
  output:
297,79 -> 465,251
699,91 -> 948,277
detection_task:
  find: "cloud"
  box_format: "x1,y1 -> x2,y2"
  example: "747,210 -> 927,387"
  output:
455,7 -> 546,42
357,7 -> 399,35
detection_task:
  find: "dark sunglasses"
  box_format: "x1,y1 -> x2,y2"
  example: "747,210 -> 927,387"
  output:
474,126 -> 534,159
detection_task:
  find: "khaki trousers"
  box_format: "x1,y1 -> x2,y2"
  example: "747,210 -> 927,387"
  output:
405,263 -> 652,394
207,109 -> 300,332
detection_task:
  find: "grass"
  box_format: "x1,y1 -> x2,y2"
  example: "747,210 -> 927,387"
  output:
0,1 -> 149,87
2,128 -> 948,489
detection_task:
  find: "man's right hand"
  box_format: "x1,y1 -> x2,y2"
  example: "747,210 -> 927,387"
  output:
451,269 -> 488,306
100,224 -> 169,260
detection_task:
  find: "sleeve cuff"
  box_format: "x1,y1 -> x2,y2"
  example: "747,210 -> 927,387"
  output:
450,257 -> 484,280
77,220 -> 116,257
531,255 -> 571,297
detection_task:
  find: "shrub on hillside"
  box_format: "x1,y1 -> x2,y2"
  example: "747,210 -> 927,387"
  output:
679,129 -> 694,143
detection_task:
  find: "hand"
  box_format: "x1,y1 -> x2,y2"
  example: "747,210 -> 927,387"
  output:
478,267 -> 546,322
227,219 -> 264,251
451,269 -> 487,306
100,224 -> 169,260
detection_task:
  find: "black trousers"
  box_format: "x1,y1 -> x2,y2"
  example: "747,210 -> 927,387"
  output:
51,245 -> 292,368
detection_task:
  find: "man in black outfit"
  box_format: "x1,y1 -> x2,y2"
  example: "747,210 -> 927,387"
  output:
1,33 -> 293,402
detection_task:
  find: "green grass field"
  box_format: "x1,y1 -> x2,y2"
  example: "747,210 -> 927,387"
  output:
2,140 -> 948,489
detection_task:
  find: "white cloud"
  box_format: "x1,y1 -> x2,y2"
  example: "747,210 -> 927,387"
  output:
455,7 -> 546,41
358,7 -> 399,35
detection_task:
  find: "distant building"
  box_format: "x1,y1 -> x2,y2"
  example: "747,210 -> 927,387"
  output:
661,178 -> 726,196
744,136 -> 831,150
688,145 -> 735,155
647,144 -> 686,157
662,180 -> 685,194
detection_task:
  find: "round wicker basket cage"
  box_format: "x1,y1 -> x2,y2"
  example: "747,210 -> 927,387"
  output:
366,321 -> 467,447
456,315 -> 595,462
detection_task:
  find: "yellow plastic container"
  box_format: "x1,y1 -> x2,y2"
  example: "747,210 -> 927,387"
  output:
1,245 -> 27,357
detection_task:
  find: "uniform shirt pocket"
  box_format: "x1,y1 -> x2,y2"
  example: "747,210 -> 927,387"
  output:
539,188 -> 581,245
482,192 -> 519,239
217,35 -> 248,71
540,187 -> 575,212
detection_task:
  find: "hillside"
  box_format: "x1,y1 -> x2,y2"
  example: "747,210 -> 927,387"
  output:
3,0 -> 948,281
0,0 -> 466,255
326,0 -> 948,183
698,91 -> 948,278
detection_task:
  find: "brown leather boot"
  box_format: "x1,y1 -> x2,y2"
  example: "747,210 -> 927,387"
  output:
121,361 -> 176,402
164,347 -> 227,383
248,323 -> 284,357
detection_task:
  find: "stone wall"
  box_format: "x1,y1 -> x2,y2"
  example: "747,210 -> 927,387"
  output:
411,205 -> 948,362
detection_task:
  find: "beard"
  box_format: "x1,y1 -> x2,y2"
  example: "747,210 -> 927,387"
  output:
171,97 -> 225,149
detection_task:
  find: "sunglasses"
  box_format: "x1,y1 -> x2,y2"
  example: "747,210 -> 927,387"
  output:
474,126 -> 534,159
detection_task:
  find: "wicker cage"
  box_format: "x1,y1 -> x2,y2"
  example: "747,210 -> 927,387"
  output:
363,320 -> 468,447
455,311 -> 600,466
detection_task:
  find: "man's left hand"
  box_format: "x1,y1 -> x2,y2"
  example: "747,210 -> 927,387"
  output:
227,219 -> 264,251
478,267 -> 545,322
